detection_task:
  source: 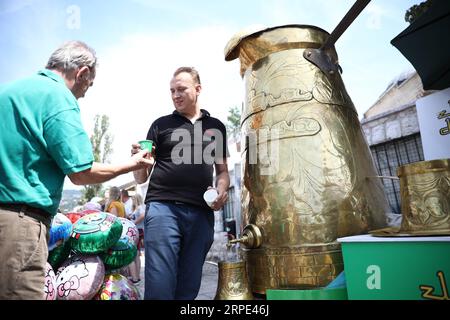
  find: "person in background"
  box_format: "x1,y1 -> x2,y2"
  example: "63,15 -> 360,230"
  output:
132,66 -> 230,300
105,186 -> 126,218
83,200 -> 101,211
121,189 -> 133,217
85,196 -> 103,212
100,190 -> 110,211
126,193 -> 145,283
0,41 -> 152,299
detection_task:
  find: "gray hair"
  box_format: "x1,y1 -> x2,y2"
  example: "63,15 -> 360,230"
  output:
46,41 -> 97,76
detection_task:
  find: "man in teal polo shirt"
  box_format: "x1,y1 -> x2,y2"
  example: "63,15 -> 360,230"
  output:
0,41 -> 153,299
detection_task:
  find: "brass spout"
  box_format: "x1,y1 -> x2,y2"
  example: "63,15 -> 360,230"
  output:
367,175 -> 400,180
228,224 -> 262,249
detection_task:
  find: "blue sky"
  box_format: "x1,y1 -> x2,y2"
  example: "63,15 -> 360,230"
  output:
0,0 -> 420,189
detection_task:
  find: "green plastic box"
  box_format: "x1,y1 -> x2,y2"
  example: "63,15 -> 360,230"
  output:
338,234 -> 450,300
266,287 -> 348,300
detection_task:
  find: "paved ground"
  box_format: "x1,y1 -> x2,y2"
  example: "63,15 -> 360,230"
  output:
134,230 -> 227,299
196,262 -> 219,300
135,254 -> 145,298
134,254 -> 219,300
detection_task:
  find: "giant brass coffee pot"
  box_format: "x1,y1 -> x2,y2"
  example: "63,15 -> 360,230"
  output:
225,25 -> 389,294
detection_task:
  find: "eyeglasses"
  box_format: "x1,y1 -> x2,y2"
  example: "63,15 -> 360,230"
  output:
86,65 -> 96,79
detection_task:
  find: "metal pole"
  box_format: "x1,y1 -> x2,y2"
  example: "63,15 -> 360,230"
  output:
303,0 -> 372,74
323,0 -> 371,49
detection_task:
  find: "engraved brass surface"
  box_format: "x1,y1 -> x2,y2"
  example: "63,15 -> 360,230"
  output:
398,159 -> 450,233
215,261 -> 254,300
225,25 -> 389,294
243,244 -> 344,293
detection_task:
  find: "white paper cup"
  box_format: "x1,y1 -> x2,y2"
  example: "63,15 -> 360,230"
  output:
203,189 -> 218,208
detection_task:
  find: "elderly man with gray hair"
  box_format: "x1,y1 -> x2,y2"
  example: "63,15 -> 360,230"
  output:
0,41 -> 153,299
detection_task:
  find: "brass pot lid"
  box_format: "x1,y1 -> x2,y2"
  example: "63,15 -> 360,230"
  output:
397,158 -> 450,177
224,24 -> 330,62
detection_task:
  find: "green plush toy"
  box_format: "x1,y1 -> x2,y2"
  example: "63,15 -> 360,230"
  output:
100,236 -> 137,270
70,212 -> 123,254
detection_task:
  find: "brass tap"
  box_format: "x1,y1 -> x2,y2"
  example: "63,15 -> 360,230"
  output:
227,224 -> 262,249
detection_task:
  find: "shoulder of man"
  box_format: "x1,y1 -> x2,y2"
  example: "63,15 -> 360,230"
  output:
2,71 -> 78,116
1,71 -> 61,94
151,114 -> 178,125
203,113 -> 226,130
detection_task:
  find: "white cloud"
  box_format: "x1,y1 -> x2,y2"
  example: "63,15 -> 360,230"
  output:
366,3 -> 385,30
258,0 -> 353,32
0,0 -> 35,15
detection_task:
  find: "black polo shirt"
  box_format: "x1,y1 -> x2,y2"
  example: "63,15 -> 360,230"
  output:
144,109 -> 228,211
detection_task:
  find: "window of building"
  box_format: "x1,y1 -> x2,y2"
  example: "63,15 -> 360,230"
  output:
370,133 -> 424,214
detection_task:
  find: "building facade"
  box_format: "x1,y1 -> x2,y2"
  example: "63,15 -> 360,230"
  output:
361,71 -> 433,214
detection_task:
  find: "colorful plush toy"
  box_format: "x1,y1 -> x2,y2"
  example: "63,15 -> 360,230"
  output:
100,236 -> 137,270
118,217 -> 139,246
44,262 -> 57,300
48,212 -> 73,251
94,273 -> 141,300
55,254 -> 105,300
48,240 -> 71,270
70,212 -> 122,254
65,212 -> 85,224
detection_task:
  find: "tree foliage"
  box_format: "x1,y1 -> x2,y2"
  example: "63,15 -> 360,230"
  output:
405,0 -> 433,24
82,114 -> 113,202
226,105 -> 241,141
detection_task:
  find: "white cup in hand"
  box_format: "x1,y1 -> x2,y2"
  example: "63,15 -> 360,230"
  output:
203,188 -> 218,208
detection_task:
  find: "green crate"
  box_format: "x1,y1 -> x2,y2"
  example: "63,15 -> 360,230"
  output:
338,234 -> 450,300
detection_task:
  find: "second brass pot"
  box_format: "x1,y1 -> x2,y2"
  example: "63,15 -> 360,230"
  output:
215,260 -> 253,300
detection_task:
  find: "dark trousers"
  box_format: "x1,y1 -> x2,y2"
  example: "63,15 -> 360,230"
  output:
144,201 -> 214,300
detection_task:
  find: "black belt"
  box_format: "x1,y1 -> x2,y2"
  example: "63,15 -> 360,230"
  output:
0,203 -> 51,228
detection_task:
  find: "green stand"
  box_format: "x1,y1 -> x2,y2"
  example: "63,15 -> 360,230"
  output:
266,287 -> 348,300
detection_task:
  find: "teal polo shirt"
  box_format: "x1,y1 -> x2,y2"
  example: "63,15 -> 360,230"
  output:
0,69 -> 94,216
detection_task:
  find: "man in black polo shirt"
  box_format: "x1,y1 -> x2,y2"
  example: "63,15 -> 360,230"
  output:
132,67 -> 230,300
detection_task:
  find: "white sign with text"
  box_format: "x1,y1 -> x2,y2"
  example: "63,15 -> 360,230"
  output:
416,88 -> 450,161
